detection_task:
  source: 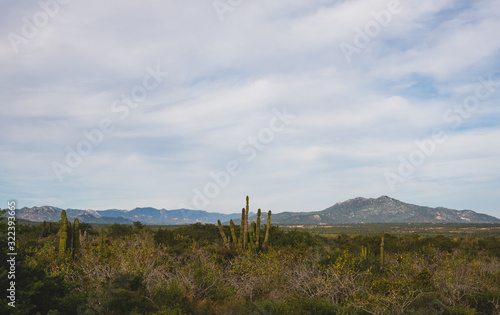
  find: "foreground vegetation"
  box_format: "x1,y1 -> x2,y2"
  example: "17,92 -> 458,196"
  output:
2,215 -> 500,314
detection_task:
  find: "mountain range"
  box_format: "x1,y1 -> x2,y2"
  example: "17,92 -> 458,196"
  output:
14,196 -> 500,225
267,196 -> 500,224
15,206 -> 245,225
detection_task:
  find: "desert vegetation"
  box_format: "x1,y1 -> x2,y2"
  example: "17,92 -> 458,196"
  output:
1,204 -> 500,315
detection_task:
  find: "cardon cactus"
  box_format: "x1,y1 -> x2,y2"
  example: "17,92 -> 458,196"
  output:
66,220 -> 73,252
218,197 -> 272,252
59,210 -> 68,254
244,196 -> 249,249
240,208 -> 245,248
361,246 -> 367,258
73,218 -> 80,257
58,211 -> 81,257
230,219 -> 238,244
218,220 -> 230,249
250,221 -> 257,248
256,209 -> 261,249
263,210 -> 271,250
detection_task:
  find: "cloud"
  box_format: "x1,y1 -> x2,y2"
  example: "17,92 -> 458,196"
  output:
1,0 -> 499,218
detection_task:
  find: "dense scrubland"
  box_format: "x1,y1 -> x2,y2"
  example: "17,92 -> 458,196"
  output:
2,214 -> 500,314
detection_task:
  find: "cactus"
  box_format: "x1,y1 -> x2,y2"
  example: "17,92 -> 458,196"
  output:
380,231 -> 385,267
73,218 -> 80,257
263,210 -> 271,250
256,209 -> 261,249
218,220 -> 230,249
250,221 -> 257,247
244,196 -> 249,249
219,197 -> 272,252
361,246 -> 367,258
59,210 -> 68,254
230,219 -> 238,245
66,220 -> 73,252
240,208 -> 245,249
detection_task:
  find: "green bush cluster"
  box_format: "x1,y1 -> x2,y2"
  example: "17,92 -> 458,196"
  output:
4,208 -> 500,314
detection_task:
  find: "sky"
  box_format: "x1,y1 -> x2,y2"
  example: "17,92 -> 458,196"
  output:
1,0 -> 499,217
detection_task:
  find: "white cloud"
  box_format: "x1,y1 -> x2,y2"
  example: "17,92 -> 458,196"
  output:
1,0 -> 499,218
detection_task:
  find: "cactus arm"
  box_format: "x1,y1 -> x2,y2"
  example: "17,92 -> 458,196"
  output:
263,210 -> 271,250
244,196 -> 249,249
240,208 -> 245,249
218,220 -> 230,249
256,209 -> 261,249
230,219 -> 238,245
73,218 -> 80,257
250,221 -> 257,248
66,221 -> 72,253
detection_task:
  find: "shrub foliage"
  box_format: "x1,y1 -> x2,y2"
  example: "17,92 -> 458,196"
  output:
2,212 -> 500,314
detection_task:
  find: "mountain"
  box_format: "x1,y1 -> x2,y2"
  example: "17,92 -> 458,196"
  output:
270,196 -> 500,224
15,206 -> 134,224
14,196 -> 499,225
16,206 -> 65,222
15,206 -> 243,225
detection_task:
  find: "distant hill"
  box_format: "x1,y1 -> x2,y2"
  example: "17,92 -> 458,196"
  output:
270,196 -> 500,224
15,206 -> 243,225
14,196 -> 499,225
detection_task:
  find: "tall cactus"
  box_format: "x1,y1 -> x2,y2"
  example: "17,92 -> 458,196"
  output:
256,209 -> 261,249
244,196 -> 249,249
218,220 -> 230,249
230,219 -> 238,245
219,197 -> 272,251
66,220 -> 73,252
250,221 -> 257,248
263,210 -> 271,250
59,210 -> 68,254
361,246 -> 367,258
240,208 -> 245,249
73,218 -> 80,257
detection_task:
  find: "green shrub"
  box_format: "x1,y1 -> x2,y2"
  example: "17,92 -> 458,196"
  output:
271,297 -> 365,315
153,282 -> 191,314
477,236 -> 500,258
102,273 -> 156,315
10,264 -> 85,315
270,228 -> 318,251
107,223 -> 135,238
442,305 -> 477,315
